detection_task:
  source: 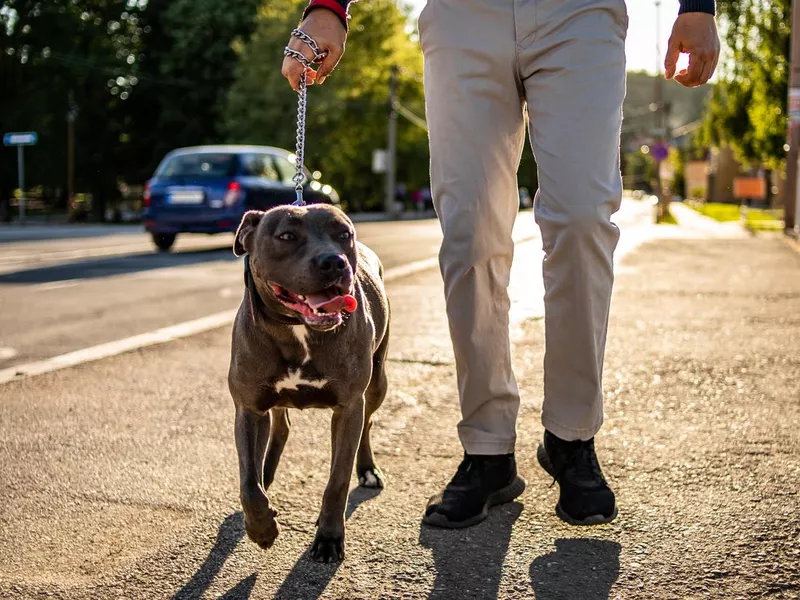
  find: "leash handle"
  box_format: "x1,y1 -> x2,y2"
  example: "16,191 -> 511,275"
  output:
284,29 -> 327,207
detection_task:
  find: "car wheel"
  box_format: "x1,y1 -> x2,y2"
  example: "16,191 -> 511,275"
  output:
152,233 -> 176,252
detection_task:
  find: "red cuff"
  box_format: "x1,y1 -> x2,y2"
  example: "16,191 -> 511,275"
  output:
304,0 -> 348,29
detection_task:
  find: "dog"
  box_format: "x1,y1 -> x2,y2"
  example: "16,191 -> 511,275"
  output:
228,204 -> 390,563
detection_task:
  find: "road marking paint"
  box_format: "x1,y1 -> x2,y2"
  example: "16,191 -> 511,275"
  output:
34,279 -> 83,292
0,347 -> 18,360
0,256 -> 447,385
0,222 -> 647,385
0,310 -> 237,385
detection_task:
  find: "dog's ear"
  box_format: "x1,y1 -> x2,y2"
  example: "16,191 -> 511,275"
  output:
233,210 -> 265,257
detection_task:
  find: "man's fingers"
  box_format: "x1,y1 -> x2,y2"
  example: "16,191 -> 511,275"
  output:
676,51 -> 712,87
697,59 -> 714,86
316,46 -> 344,84
281,57 -> 304,92
664,39 -> 681,79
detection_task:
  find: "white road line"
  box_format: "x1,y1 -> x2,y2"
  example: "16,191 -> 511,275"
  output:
34,279 -> 83,292
0,217 -> 656,386
0,255 -> 448,385
0,310 -> 238,385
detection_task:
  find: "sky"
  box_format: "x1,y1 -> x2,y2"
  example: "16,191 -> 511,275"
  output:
406,0 -> 695,75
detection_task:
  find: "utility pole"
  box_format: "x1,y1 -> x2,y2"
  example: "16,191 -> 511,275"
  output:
67,91 -> 78,211
385,65 -> 399,217
653,0 -> 667,223
785,0 -> 800,232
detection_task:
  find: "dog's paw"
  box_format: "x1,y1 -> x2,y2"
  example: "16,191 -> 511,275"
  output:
357,465 -> 386,489
310,532 -> 345,563
244,514 -> 280,550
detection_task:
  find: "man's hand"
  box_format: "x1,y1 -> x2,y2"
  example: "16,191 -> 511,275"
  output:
664,12 -> 720,87
281,9 -> 347,91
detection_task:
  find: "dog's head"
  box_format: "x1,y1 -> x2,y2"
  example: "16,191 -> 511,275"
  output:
234,204 -> 358,331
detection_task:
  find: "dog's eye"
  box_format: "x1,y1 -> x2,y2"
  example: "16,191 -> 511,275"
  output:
278,232 -> 296,241
339,231 -> 352,241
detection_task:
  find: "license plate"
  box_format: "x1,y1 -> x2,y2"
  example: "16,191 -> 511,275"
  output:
168,189 -> 204,204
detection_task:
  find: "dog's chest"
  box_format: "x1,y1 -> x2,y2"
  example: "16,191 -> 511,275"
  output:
267,325 -> 337,410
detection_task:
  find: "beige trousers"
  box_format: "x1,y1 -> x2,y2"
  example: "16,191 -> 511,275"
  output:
419,0 -> 628,452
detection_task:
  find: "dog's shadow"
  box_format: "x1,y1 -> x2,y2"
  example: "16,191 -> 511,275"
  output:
270,485 -> 382,600
172,512 -> 252,600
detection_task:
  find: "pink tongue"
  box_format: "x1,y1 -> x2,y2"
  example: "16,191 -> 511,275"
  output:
305,292 -> 357,314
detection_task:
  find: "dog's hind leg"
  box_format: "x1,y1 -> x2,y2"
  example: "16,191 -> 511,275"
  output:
263,407 -> 291,491
235,407 -> 280,549
357,334 -> 389,489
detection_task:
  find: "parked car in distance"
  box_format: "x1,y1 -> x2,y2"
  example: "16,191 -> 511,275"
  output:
143,145 -> 340,251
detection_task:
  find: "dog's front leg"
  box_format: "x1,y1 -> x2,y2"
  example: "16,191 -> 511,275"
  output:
235,406 -> 280,549
310,396 -> 365,563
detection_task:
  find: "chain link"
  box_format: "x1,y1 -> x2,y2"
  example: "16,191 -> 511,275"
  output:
283,29 -> 327,207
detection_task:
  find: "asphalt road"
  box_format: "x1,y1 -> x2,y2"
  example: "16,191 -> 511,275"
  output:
0,204 -> 798,599
0,216 -> 529,368
0,202 -> 659,371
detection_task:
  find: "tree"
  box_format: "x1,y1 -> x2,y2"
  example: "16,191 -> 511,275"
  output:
225,0 -> 429,211
700,0 -> 790,171
0,0 -> 260,219
0,1 -> 145,218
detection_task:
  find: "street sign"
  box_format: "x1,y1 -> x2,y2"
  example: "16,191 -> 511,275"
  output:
652,143 -> 669,162
372,149 -> 387,174
3,132 -> 38,146
3,132 -> 37,222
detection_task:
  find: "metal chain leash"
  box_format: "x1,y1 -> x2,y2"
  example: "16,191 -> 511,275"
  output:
284,29 -> 327,206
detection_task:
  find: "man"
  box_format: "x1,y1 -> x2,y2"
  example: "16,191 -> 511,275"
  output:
283,0 -> 719,527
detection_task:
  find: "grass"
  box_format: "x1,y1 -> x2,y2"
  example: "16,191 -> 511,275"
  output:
685,200 -> 785,232
684,200 -> 741,222
659,208 -> 678,225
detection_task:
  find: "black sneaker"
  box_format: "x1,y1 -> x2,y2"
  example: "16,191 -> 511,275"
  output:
537,431 -> 617,525
423,453 -> 527,529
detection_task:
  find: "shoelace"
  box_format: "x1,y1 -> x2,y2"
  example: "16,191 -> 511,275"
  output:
450,456 -> 477,486
550,440 -> 605,488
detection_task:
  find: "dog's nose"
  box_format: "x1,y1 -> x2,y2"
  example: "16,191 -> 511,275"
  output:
317,253 -> 347,273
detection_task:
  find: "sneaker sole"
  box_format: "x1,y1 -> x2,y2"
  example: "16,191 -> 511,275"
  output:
422,475 -> 527,529
536,444 -> 618,526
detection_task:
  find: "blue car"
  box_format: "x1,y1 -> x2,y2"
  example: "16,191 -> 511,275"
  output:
143,145 -> 340,251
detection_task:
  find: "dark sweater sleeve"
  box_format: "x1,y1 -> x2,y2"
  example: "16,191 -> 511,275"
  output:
679,0 -> 715,14
303,0 -> 352,29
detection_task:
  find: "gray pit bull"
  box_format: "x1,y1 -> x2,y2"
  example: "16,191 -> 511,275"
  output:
228,204 -> 390,563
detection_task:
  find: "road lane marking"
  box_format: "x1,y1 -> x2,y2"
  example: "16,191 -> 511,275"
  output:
0,347 -> 17,361
0,255 -> 455,385
0,212 -> 655,386
34,279 -> 83,292
0,310 -> 239,384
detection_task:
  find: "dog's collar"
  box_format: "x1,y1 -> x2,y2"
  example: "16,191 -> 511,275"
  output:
243,255 -> 303,326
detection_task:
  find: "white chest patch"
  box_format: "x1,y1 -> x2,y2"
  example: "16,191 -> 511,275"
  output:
273,368 -> 328,393
291,325 -> 311,364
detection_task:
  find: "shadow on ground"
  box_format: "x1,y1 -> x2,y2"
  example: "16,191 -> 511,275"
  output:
419,502 -> 523,600
173,512 -> 248,600
0,246 -> 236,284
270,486 -> 382,600
530,538 -> 621,600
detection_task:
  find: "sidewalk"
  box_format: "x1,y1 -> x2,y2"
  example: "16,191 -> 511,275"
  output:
1,221 -> 799,598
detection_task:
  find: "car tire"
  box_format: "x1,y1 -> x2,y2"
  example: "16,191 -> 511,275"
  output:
152,233 -> 176,252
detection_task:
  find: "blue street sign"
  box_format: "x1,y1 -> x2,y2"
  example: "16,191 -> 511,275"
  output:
3,132 -> 38,146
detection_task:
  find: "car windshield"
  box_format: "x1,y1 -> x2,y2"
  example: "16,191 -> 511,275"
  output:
157,153 -> 238,178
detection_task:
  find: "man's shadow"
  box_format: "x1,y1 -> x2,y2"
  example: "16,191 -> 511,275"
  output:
530,538 -> 621,600
270,485 -> 382,600
418,502 -> 523,600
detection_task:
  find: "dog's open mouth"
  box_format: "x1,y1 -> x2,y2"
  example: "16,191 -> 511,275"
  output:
269,283 -> 357,325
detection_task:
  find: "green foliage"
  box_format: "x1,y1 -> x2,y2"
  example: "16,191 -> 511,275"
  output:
225,0 -> 429,211
699,0 -> 790,170
0,0 -> 259,217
